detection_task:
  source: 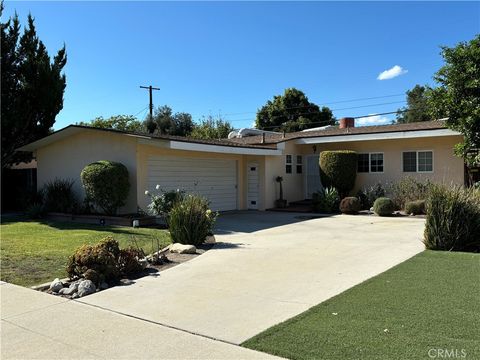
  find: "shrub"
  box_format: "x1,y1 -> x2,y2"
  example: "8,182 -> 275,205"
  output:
389,177 -> 432,210
26,203 -> 45,219
424,185 -> 480,252
146,187 -> 185,224
168,194 -> 218,246
117,247 -> 145,275
43,178 -> 77,213
356,183 -> 386,210
373,197 -> 395,216
319,151 -> 357,197
405,200 -> 426,215
339,197 -> 361,214
81,160 -> 130,215
312,187 -> 340,213
66,237 -> 119,283
66,236 -> 144,283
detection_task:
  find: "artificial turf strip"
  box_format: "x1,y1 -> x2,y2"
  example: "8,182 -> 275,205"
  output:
0,216 -> 171,287
242,251 -> 480,360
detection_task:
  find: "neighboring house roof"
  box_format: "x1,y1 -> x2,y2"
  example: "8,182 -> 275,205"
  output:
228,120 -> 460,145
17,125 -> 281,155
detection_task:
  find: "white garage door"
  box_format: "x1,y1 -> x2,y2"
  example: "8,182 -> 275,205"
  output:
147,155 -> 238,211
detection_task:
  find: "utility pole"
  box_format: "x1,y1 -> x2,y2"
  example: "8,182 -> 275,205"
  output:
139,85 -> 160,118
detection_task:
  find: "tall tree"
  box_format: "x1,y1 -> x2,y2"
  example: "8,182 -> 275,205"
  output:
1,5 -> 66,168
396,85 -> 435,123
256,88 -> 335,132
190,115 -> 234,140
428,35 -> 480,165
149,105 -> 194,136
77,115 -> 145,132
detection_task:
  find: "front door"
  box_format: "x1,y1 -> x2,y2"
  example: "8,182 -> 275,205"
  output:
247,163 -> 259,209
305,155 -> 323,199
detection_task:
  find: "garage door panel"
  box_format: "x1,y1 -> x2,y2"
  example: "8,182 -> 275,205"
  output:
147,156 -> 237,211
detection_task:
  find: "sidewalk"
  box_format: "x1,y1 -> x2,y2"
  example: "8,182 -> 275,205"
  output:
0,283 -> 279,360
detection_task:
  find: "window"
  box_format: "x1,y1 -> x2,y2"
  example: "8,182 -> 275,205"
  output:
370,153 -> 384,173
418,151 -> 433,172
357,153 -> 383,173
403,151 -> 433,172
403,152 -> 417,172
357,154 -> 370,173
296,155 -> 303,174
286,155 -> 292,174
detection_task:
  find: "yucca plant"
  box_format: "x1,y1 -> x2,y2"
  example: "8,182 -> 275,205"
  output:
424,185 -> 480,252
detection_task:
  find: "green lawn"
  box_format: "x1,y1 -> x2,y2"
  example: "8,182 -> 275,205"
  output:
0,216 -> 171,287
243,251 -> 480,360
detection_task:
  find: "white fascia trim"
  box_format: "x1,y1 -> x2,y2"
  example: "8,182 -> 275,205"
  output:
295,129 -> 461,145
169,140 -> 283,155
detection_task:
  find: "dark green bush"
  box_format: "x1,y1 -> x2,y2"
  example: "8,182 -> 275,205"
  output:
389,177 -> 432,210
312,187 -> 340,213
405,200 -> 426,215
43,178 -> 77,213
373,197 -> 395,216
356,183 -> 386,210
339,197 -> 361,214
319,151 -> 357,197
169,194 -> 218,246
80,160 -> 130,215
26,203 -> 45,219
424,185 -> 480,252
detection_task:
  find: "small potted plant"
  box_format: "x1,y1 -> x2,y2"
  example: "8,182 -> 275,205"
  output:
275,176 -> 287,208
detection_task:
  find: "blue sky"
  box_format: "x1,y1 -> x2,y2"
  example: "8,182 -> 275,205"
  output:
3,1 -> 479,129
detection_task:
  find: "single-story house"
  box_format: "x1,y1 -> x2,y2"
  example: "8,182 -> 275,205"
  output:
18,118 -> 465,213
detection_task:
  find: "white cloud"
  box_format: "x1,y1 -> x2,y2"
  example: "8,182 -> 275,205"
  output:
356,114 -> 392,127
377,65 -> 408,80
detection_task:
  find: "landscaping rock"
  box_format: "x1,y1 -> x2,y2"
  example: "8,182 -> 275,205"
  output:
77,280 -> 96,297
60,282 -> 79,296
49,278 -> 63,293
169,243 -> 196,254
205,235 -> 216,244
71,292 -> 79,299
138,258 -> 149,270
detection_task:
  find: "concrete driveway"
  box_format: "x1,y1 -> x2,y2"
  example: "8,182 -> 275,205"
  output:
78,212 -> 425,345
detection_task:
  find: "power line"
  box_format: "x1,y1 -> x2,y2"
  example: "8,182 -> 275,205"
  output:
140,85 -> 160,118
222,100 -> 407,123
220,93 -> 405,117
133,106 -> 149,117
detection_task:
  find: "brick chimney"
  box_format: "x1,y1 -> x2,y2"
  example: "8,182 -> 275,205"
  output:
339,117 -> 355,129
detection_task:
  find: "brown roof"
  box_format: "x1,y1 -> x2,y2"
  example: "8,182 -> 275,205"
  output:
228,120 -> 450,145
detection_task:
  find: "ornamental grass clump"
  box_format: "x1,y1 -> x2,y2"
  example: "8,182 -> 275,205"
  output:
168,194 -> 218,246
405,200 -> 426,215
312,187 -> 340,213
389,177 -> 432,210
424,185 -> 480,252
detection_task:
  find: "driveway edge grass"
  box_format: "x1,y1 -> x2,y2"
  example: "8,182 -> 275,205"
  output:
242,251 -> 480,360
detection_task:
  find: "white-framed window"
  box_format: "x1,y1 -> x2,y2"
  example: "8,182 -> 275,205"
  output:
296,155 -> 303,174
285,154 -> 292,174
403,151 -> 433,173
357,153 -> 384,173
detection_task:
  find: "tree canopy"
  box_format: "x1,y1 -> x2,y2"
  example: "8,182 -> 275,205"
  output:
255,88 -> 335,132
1,5 -> 66,168
190,115 -> 234,140
78,115 -> 145,132
429,35 -> 480,165
148,105 -> 194,137
396,85 -> 435,123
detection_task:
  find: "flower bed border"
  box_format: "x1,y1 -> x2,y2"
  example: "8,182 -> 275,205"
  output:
46,212 -> 158,227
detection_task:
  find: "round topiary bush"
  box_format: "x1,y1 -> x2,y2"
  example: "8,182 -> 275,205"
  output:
339,196 -> 361,214
319,151 -> 358,197
405,200 -> 426,215
81,160 -> 130,215
373,197 -> 395,216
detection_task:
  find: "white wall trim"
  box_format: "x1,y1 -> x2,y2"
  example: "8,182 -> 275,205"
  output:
295,129 -> 461,145
169,140 -> 283,155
